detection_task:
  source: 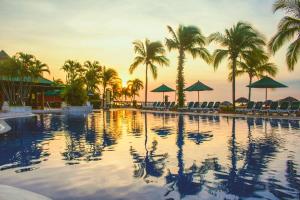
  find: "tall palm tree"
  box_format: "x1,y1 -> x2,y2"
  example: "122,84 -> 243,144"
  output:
101,66 -> 119,106
269,0 -> 300,71
129,39 -> 169,105
127,78 -> 144,101
228,49 -> 278,101
84,60 -> 102,94
165,25 -> 210,107
209,22 -> 265,110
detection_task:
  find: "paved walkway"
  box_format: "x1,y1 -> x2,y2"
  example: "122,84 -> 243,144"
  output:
0,112 -> 35,120
133,108 -> 300,120
0,185 -> 51,200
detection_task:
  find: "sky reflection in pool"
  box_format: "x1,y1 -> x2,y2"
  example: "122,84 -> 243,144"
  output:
0,110 -> 300,200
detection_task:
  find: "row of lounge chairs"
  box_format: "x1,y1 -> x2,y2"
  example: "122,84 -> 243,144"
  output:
144,101 -> 220,112
180,101 -> 220,112
237,101 -> 300,115
144,102 -> 176,110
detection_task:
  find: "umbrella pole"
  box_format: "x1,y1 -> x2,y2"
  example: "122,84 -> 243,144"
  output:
163,92 -> 164,102
265,88 -> 268,103
198,91 -> 199,104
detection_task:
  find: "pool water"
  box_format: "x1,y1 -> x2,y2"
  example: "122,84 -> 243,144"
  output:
0,110 -> 299,200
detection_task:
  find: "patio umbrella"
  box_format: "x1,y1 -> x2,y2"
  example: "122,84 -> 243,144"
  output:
247,76 -> 287,102
184,81 -> 213,103
151,84 -> 175,102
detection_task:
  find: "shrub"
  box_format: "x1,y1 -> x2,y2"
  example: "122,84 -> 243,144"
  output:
62,80 -> 87,106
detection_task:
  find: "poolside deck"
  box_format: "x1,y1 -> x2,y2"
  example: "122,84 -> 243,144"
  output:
124,108 -> 300,120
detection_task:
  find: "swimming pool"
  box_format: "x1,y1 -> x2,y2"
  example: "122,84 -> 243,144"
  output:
0,110 -> 299,200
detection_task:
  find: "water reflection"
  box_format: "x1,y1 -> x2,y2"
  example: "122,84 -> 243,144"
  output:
130,113 -> 168,182
165,115 -> 220,198
0,117 -> 51,172
0,111 -> 299,200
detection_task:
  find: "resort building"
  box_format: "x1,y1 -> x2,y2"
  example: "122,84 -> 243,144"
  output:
0,50 -> 62,109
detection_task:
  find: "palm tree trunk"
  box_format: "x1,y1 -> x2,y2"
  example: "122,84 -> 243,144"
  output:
248,76 -> 252,101
232,58 -> 237,111
103,86 -> 106,109
177,49 -> 185,108
145,63 -> 148,105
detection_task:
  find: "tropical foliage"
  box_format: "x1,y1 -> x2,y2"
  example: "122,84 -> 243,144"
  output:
83,60 -> 102,95
127,78 -> 144,101
129,39 -> 169,104
228,49 -> 278,101
61,60 -> 87,106
165,25 -> 210,107
101,66 -> 119,105
209,22 -> 265,110
62,79 -> 88,106
269,0 -> 300,71
0,52 -> 49,105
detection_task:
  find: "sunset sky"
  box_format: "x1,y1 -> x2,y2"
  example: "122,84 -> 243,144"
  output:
1,0 -> 299,101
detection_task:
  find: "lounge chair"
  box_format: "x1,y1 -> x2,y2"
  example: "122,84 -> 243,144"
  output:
267,101 -> 279,114
155,102 -> 162,110
203,102 -> 214,112
179,102 -> 194,111
252,102 -> 263,114
164,102 -> 171,110
158,102 -> 166,110
166,102 -> 175,110
277,101 -> 290,115
237,101 -> 254,113
197,101 -> 208,112
143,102 -> 156,109
190,102 -> 200,111
211,102 -> 220,112
289,101 -> 300,115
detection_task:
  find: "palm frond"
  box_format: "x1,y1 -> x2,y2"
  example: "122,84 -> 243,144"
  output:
286,37 -> 300,70
212,49 -> 229,70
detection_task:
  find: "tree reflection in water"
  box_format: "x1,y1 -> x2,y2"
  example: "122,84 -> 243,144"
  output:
0,116 -> 52,172
130,112 -> 168,183
165,114 -> 220,199
62,111 -> 120,164
209,117 -> 285,199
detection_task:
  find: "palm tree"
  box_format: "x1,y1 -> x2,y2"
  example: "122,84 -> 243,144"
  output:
127,78 -> 144,101
228,49 -> 278,101
209,22 -> 265,110
29,60 -> 50,80
269,0 -> 300,71
61,60 -> 83,84
111,80 -> 122,100
165,25 -> 210,107
101,66 -> 119,107
121,86 -> 131,101
83,60 -> 102,94
129,39 -> 169,105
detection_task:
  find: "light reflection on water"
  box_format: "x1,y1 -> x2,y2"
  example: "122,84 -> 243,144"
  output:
0,110 -> 299,200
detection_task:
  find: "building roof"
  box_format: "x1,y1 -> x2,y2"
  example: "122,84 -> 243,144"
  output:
0,50 -> 10,60
0,76 -> 54,85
